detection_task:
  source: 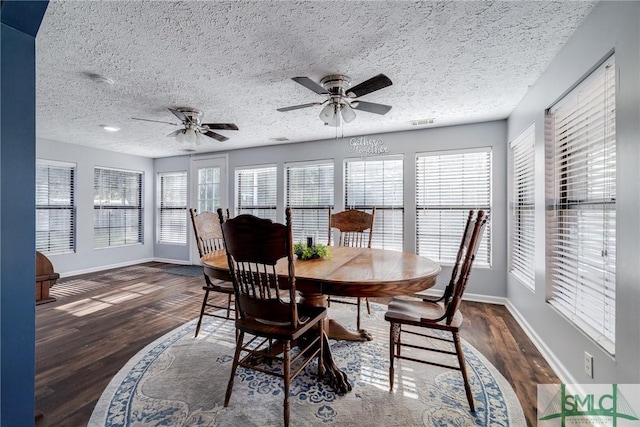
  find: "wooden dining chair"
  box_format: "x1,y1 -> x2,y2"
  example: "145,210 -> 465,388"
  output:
384,209 -> 488,412
328,207 -> 376,331
218,208 -> 327,427
189,208 -> 235,337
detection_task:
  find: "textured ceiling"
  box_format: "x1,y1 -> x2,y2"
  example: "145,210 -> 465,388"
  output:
36,1 -> 597,158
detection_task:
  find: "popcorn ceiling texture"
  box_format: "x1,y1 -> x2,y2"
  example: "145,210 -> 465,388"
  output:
36,1 -> 596,158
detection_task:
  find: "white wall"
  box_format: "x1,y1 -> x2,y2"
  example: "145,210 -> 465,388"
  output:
219,120 -> 508,297
37,138 -> 155,275
507,1 -> 640,384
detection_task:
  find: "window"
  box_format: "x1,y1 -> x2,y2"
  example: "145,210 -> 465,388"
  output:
286,160 -> 334,244
94,167 -> 143,248
36,160 -> 76,254
196,165 -> 222,213
509,125 -> 536,289
416,148 -> 492,267
235,165 -> 277,221
546,55 -> 616,353
344,157 -> 403,251
158,171 -> 187,244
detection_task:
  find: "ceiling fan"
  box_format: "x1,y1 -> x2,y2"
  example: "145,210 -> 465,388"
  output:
277,74 -> 393,127
132,107 -> 238,144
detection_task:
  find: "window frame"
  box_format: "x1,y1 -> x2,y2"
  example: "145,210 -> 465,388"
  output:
415,147 -> 492,267
344,155 -> 404,251
509,124 -> 536,289
93,166 -> 144,249
158,170 -> 188,245
545,54 -> 616,354
235,164 -> 277,221
36,159 -> 76,255
285,159 -> 334,245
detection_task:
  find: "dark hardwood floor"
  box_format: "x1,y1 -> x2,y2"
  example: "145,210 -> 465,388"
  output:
35,262 -> 556,426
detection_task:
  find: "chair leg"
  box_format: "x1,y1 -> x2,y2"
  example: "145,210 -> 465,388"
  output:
389,322 -> 396,391
224,330 -> 244,407
453,331 -> 475,412
356,297 -> 361,330
226,294 -> 232,319
283,340 -> 291,427
365,297 -> 371,314
318,321 -> 325,378
194,288 -> 210,338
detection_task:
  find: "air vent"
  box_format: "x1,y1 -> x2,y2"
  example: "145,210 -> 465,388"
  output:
410,118 -> 435,126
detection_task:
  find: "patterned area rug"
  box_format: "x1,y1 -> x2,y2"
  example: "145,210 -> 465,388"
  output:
89,303 -> 525,426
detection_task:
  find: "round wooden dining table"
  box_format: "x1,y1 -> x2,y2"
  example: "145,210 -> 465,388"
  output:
200,246 -> 440,393
201,245 -> 441,341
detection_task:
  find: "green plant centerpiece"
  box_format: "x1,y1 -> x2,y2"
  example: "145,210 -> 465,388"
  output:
293,241 -> 331,260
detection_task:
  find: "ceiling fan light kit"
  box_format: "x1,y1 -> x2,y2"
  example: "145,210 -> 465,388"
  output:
100,124 -> 120,132
176,127 -> 198,145
278,73 -> 393,127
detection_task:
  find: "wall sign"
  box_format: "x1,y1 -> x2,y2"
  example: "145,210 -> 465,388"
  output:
347,136 -> 389,157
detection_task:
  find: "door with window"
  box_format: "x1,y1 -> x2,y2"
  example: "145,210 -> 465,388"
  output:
190,156 -> 227,263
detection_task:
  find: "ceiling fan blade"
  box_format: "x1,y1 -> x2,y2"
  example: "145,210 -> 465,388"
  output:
202,123 -> 239,131
277,102 -> 322,112
203,130 -> 229,142
167,129 -> 183,138
346,74 -> 393,98
352,100 -> 392,115
291,77 -> 328,95
168,108 -> 188,123
132,117 -> 179,126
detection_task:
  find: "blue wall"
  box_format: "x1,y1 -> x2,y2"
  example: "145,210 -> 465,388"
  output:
1,1 -> 49,424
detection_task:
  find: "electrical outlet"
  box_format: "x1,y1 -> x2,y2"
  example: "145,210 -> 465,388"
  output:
584,352 -> 593,378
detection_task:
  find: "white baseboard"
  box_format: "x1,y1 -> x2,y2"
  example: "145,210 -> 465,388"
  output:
504,300 -> 576,385
61,258 -> 192,278
61,257 -> 155,278
462,292 -> 507,305
153,257 -> 191,266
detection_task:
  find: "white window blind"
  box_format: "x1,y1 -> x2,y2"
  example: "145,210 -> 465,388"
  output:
416,148 -> 492,267
94,167 -> 143,248
236,165 -> 277,221
158,171 -> 187,244
36,160 -> 76,254
509,125 -> 536,289
344,157 -> 403,251
286,161 -> 334,244
546,55 -> 616,354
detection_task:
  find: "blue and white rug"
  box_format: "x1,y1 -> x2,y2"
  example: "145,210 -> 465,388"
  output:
89,303 -> 525,426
